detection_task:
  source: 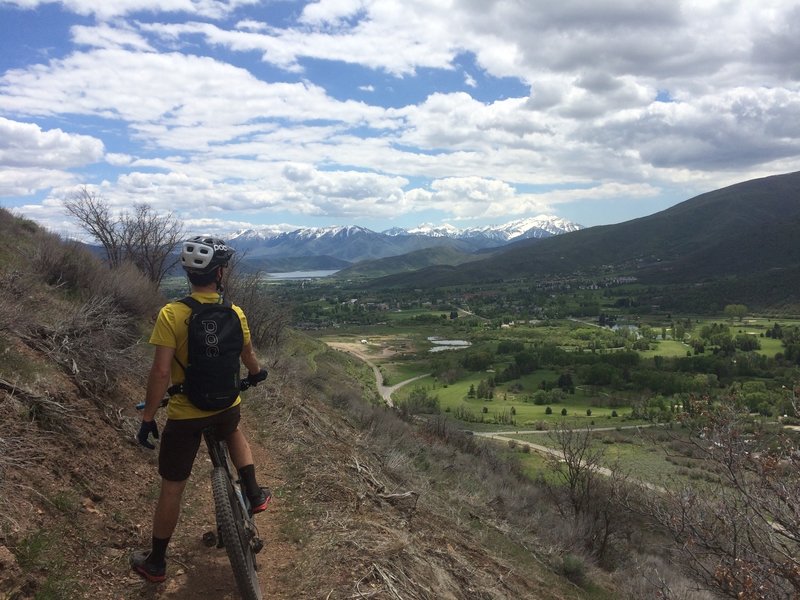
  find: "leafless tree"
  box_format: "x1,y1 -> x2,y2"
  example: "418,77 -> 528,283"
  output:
63,187 -> 124,268
121,203 -> 183,286
630,404 -> 800,599
223,259 -> 291,361
64,187 -> 183,286
543,424 -> 630,561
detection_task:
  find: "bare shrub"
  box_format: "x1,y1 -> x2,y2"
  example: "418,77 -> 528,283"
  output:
88,260 -> 163,319
225,269 -> 291,357
23,295 -> 140,396
542,425 -> 632,563
30,233 -> 97,291
119,203 -> 182,286
629,405 -> 800,598
24,228 -> 163,319
616,555 -> 718,600
0,270 -> 27,331
64,188 -> 183,285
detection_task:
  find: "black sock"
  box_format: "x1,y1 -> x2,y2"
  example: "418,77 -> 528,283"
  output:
149,536 -> 170,566
238,464 -> 260,499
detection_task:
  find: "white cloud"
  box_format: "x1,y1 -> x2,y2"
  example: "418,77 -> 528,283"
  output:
0,167 -> 77,196
0,118 -> 103,196
1,0 -> 260,20
71,22 -> 154,50
3,0 -> 800,229
0,47 -> 389,149
0,117 -> 104,169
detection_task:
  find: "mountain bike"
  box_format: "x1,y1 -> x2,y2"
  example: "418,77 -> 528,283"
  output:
136,374 -> 265,600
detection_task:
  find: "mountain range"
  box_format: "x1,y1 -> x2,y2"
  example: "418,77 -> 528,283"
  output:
371,171 -> 800,311
229,216 -> 582,271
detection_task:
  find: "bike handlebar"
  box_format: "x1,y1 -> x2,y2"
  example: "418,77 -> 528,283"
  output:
135,369 -> 267,411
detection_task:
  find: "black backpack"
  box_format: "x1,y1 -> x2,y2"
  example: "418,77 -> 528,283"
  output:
172,296 -> 244,411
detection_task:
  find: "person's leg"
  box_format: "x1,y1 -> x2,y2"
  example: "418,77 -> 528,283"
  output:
223,421 -> 270,513
226,427 -> 254,468
132,478 -> 187,581
153,478 -> 189,539
133,418 -> 201,582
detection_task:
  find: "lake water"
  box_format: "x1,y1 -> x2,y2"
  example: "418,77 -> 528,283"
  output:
428,337 -> 472,352
265,270 -> 340,280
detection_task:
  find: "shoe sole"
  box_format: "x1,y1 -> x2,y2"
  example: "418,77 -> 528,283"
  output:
250,497 -> 271,515
133,564 -> 167,583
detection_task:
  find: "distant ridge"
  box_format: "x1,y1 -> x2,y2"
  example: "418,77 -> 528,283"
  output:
369,171 -> 800,309
227,216 -> 582,270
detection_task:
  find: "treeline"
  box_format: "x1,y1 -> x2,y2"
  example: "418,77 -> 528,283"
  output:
426,329 -> 799,417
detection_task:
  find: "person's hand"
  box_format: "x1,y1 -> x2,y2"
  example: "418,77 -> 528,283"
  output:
248,369 -> 268,385
137,420 -> 159,449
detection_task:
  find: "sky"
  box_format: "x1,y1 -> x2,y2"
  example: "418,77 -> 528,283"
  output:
1,0 -> 800,238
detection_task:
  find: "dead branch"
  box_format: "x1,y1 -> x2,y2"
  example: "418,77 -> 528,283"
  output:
0,377 -> 86,429
372,563 -> 404,600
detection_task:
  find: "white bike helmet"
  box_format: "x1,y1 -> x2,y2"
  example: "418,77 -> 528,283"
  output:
180,236 -> 235,273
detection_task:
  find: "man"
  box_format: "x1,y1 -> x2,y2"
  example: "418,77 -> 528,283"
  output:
131,236 -> 270,583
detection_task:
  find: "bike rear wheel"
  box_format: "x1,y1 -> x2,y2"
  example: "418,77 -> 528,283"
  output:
211,467 -> 262,600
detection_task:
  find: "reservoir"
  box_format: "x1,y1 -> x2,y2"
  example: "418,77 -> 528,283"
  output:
265,270 -> 340,280
428,337 -> 472,352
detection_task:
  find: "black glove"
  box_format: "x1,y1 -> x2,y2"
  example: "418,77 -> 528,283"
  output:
248,369 -> 268,385
137,420 -> 159,449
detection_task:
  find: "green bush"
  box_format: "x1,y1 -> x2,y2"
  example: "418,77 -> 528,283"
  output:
561,553 -> 586,584
545,406 -> 553,415
398,386 -> 440,416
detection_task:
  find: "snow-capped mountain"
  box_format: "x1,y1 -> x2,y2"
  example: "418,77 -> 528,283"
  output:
226,216 -> 582,268
387,215 -> 582,242
403,223 -> 463,238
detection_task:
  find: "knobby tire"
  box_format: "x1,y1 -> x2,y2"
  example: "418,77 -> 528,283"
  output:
211,467 -> 262,600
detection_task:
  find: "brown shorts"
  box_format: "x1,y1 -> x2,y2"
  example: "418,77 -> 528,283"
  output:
158,406 -> 241,481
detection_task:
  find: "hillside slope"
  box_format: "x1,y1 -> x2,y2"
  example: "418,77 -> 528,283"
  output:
373,171 -> 800,300
335,245 -> 487,279
0,211 -> 604,599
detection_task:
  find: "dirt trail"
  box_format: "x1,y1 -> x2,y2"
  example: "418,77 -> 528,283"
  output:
475,431 -> 665,492
325,342 -> 428,406
126,420 -> 296,600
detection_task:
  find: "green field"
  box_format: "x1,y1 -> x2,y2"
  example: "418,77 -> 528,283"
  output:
496,426 -> 729,489
316,312 -> 800,431
393,371 -> 638,429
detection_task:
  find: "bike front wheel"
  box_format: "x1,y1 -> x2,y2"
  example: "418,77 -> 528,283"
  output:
211,467 -> 263,600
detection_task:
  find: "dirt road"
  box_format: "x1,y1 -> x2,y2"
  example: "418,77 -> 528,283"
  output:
326,342 -> 429,406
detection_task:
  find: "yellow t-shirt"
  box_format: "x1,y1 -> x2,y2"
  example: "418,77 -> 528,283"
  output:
149,292 -> 251,420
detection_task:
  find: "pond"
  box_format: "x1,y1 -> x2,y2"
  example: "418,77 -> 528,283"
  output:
428,337 -> 472,352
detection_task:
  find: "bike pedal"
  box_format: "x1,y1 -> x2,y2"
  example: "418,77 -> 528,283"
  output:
252,537 -> 264,554
202,531 -> 217,547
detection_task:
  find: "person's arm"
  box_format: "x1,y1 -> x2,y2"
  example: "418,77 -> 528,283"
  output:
240,341 -> 261,377
142,345 -> 175,421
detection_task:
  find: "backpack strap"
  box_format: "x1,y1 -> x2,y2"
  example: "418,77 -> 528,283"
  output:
178,295 -> 203,311
167,296 -> 203,396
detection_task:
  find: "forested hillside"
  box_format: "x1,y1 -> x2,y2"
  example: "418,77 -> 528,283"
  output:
373,171 -> 800,312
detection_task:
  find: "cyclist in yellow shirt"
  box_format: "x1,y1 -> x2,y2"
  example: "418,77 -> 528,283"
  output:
131,236 -> 270,583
